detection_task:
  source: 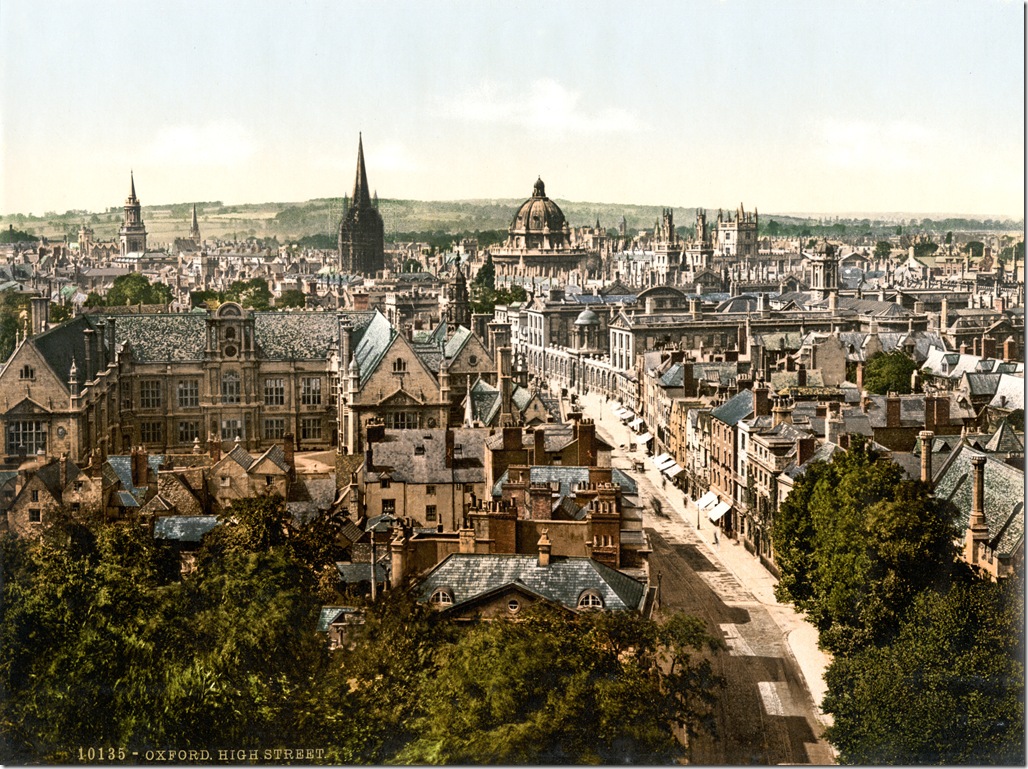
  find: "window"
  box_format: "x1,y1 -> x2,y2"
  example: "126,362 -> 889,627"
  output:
19,365 -> 34,380
507,598 -> 521,614
426,484 -> 436,496
140,380 -> 162,409
301,377 -> 321,406
178,420 -> 201,444
430,588 -> 453,606
7,420 -> 46,455
225,326 -> 236,340
30,490 -> 39,503
220,476 -> 231,488
140,421 -> 163,444
264,378 -> 285,406
425,505 -> 437,522
392,358 -> 407,374
265,475 -> 274,486
414,445 -> 425,456
263,418 -> 286,440
222,372 -> 240,404
380,479 -> 391,489
177,380 -> 199,408
385,412 -> 418,429
382,499 -> 395,515
300,417 -> 322,440
578,591 -> 605,610
221,419 -> 243,440
29,508 -> 41,524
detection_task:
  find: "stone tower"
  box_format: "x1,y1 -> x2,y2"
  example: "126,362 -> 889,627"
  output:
446,265 -> 471,328
189,203 -> 201,242
809,238 -> 840,302
119,172 -> 147,257
338,135 -> 385,276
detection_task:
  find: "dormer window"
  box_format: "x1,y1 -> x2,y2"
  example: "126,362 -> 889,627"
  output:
577,591 -> 604,610
430,588 -> 453,606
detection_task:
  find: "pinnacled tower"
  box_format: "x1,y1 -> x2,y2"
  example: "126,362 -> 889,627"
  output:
446,265 -> 471,328
189,203 -> 201,242
338,134 -> 385,276
119,172 -> 147,257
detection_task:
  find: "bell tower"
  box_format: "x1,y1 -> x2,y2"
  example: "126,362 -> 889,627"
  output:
119,172 -> 148,257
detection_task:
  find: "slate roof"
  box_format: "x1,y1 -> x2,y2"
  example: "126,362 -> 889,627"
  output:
115,315 -> 206,361
336,562 -> 388,584
443,326 -> 473,359
253,312 -> 341,360
985,421 -> 1024,455
963,372 -> 1002,397
316,606 -> 359,632
365,429 -> 486,485
527,465 -> 638,497
349,310 -> 396,387
153,515 -> 219,542
659,362 -> 685,388
225,443 -> 255,470
417,553 -> 646,612
989,374 -> 1024,411
693,362 -> 739,388
933,447 -> 1024,558
711,389 -> 754,426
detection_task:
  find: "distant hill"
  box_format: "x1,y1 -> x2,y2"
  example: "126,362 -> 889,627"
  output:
1,199 -> 1022,246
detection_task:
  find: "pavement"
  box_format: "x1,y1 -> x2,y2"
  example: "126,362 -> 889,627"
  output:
574,389 -> 833,729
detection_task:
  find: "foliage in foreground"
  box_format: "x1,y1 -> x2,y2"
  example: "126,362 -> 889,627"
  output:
0,496 -> 719,764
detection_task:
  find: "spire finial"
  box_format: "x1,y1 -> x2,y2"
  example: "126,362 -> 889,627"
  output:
130,170 -> 136,200
352,135 -> 371,208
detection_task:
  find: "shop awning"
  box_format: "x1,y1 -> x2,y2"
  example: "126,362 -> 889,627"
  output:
610,402 -> 624,414
635,432 -> 652,444
655,456 -> 677,471
696,491 -> 718,510
708,501 -> 732,522
618,409 -> 635,421
652,452 -> 671,466
629,417 -> 644,430
664,463 -> 684,478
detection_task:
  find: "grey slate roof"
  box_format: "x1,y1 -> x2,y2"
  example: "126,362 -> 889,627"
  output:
933,447 -> 1024,558
366,429 -> 486,485
116,315 -> 206,361
336,562 -> 388,584
316,606 -> 359,632
154,515 -> 219,542
253,312 -> 341,360
659,362 -> 685,388
417,553 -> 646,612
985,421 -> 1024,455
711,389 -> 754,426
443,326 -> 473,358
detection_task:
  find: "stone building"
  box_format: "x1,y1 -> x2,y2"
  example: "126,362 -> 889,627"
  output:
338,135 -> 385,276
119,172 -> 147,257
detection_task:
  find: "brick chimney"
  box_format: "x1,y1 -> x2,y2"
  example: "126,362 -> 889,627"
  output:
966,454 -> 990,565
797,363 -> 807,387
919,431 -> 934,486
856,360 -> 864,392
536,529 -> 552,568
208,432 -> 221,462
753,379 -> 770,418
132,446 -> 148,487
934,393 -> 950,430
534,427 -> 546,465
459,525 -> 476,554
886,392 -> 901,428
529,482 -> 551,520
445,428 -> 455,469
796,435 -> 816,466
29,296 -> 50,336
576,419 -> 597,466
389,533 -> 407,589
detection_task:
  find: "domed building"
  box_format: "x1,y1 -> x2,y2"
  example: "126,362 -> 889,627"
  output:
491,177 -> 591,282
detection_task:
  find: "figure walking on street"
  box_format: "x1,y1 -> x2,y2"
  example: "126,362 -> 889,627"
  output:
713,530 -> 719,546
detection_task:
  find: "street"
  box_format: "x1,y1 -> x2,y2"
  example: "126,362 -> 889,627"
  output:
575,391 -> 836,764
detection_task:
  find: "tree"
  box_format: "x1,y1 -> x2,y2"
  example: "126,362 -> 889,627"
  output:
823,579 -> 1024,764
773,439 -> 958,654
873,241 -> 892,261
396,606 -> 721,764
48,304 -> 72,324
863,350 -> 917,395
275,289 -> 306,309
225,278 -> 272,310
472,252 -> 496,292
912,240 -> 939,259
0,290 -> 30,361
965,240 -> 985,258
106,273 -> 172,307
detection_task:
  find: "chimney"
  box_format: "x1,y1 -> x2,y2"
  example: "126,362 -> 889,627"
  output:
772,396 -> 792,427
282,433 -> 295,468
855,360 -> 864,392
1003,336 -> 1017,361
797,363 -> 807,387
923,393 -> 936,432
537,529 -> 552,568
994,295 -> 1005,313
132,446 -> 148,487
502,425 -> 521,451
940,298 -> 949,330
208,432 -> 221,462
83,328 -> 94,383
796,436 -> 816,467
534,427 -> 546,465
445,428 -> 455,469
59,452 -> 69,489
826,411 -> 844,446
753,380 -> 770,417
966,454 -> 990,565
389,533 -> 406,590
576,418 -> 597,466
919,431 -> 934,486
690,297 -> 702,320
886,392 -> 901,428
30,296 -> 50,336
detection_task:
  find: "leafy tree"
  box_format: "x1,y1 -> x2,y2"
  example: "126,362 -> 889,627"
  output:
863,350 -> 917,395
873,241 -> 892,260
47,304 -> 72,324
944,231 -> 953,245
397,606 -> 721,764
275,289 -> 306,309
965,240 -> 985,258
774,439 -> 957,654
472,252 -> 496,292
0,290 -> 30,361
82,291 -> 104,308
912,240 -> 939,259
225,278 -> 272,310
106,273 -> 172,306
824,579 -> 1024,764
0,226 -> 35,243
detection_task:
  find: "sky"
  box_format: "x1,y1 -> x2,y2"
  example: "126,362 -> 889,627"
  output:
1,0 -> 1023,219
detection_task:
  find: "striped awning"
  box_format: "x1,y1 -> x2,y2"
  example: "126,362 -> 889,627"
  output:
652,452 -> 671,466
696,491 -> 718,510
655,456 -> 677,471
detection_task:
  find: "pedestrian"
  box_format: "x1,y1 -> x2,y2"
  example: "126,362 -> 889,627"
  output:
713,529 -> 719,546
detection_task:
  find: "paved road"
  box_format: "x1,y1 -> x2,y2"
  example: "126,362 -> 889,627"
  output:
576,396 -> 834,764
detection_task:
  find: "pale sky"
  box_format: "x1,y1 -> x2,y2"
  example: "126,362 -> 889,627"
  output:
1,0 -> 1023,218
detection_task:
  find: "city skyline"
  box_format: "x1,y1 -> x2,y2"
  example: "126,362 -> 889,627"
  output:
1,0 -> 1023,218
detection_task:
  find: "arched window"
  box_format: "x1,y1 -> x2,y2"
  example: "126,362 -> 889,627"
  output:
577,591 -> 604,610
430,588 -> 453,606
392,358 -> 407,373
221,372 -> 240,404
507,598 -> 521,614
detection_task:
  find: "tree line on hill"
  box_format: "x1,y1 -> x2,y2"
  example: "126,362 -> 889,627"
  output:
0,496 -> 722,764
772,438 -> 1023,764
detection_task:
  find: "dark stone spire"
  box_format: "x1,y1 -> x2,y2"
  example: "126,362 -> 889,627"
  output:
352,133 -> 372,209
129,170 -> 137,201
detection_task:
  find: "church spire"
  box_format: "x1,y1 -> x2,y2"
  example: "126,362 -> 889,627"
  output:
129,171 -> 137,201
352,134 -> 372,209
190,203 -> 201,241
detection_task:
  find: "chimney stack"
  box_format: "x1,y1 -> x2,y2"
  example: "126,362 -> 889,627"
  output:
886,392 -> 901,428
534,427 -> 546,465
537,529 -> 552,568
919,430 -> 934,486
